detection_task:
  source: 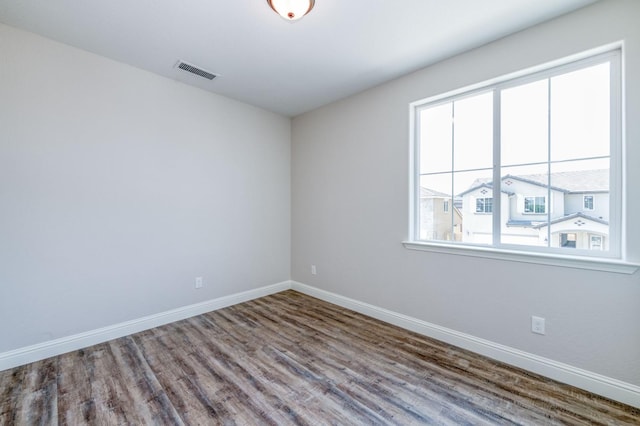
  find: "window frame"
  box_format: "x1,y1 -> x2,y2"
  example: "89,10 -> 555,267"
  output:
590,234 -> 604,251
405,44 -> 639,274
584,195 -> 595,211
524,196 -> 546,214
475,197 -> 493,214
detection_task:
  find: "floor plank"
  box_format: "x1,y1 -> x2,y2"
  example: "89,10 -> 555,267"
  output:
1,290 -> 638,425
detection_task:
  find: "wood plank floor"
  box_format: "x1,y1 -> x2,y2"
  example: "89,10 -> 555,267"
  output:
1,290 -> 639,425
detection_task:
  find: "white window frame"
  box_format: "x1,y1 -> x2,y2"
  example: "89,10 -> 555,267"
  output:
475,197 -> 492,214
524,196 -> 546,214
584,195 -> 595,211
405,44 -> 639,274
590,234 -> 604,250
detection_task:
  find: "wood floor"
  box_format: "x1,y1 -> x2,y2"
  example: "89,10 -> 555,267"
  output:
1,290 -> 639,425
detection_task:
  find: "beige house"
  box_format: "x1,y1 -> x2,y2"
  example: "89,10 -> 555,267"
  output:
419,187 -> 463,241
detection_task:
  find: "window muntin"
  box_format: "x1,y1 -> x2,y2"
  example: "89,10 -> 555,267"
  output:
411,49 -> 621,259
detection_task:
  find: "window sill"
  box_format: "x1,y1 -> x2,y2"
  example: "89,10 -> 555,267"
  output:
402,241 -> 639,274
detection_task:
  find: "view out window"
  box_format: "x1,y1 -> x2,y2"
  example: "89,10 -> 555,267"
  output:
411,49 -> 621,258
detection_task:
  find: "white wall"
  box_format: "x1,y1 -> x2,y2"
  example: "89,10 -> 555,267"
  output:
292,0 -> 640,386
0,23 -> 291,353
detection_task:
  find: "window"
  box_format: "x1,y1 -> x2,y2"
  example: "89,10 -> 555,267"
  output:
590,234 -> 603,250
584,195 -> 594,210
444,200 -> 449,212
561,233 -> 577,248
524,196 -> 546,214
476,198 -> 492,213
410,48 -> 622,261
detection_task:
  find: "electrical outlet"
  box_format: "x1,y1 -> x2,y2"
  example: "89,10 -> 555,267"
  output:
531,316 -> 545,335
311,265 -> 317,275
195,277 -> 203,289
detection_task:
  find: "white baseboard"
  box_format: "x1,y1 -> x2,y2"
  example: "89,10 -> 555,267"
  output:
4,280 -> 638,409
291,281 -> 640,409
0,281 -> 291,372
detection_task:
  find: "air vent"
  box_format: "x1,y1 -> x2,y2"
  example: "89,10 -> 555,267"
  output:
175,61 -> 217,80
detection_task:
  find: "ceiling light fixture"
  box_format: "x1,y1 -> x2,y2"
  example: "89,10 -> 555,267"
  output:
267,0 -> 315,21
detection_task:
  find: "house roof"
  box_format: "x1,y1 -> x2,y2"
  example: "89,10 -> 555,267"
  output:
420,187 -> 451,198
457,182 -> 515,197
460,169 -> 608,196
532,212 -> 609,229
507,169 -> 609,193
506,219 -> 544,227
507,212 -> 608,228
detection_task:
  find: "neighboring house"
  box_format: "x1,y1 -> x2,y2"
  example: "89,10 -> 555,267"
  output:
457,169 -> 609,250
419,187 -> 463,241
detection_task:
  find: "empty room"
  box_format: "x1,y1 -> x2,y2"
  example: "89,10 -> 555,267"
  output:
1,0 -> 639,424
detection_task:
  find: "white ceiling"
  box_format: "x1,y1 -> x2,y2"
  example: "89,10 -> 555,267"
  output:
0,0 -> 598,117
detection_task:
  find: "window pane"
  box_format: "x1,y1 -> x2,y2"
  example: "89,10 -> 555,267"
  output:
499,164 -> 550,247
453,92 -> 493,171
420,103 -> 452,174
457,169 -> 493,245
551,63 -> 610,162
549,159 -> 609,251
501,79 -> 549,167
418,173 -> 458,241
524,197 -> 534,213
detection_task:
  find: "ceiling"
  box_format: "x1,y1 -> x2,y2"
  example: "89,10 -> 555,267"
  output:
0,0 -> 598,117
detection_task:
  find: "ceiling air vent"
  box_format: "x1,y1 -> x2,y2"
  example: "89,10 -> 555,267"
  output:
175,61 -> 217,80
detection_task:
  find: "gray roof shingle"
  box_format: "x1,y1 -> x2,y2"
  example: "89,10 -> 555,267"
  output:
462,169 -> 608,195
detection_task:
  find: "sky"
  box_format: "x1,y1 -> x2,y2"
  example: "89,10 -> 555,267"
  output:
418,61 -> 610,197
